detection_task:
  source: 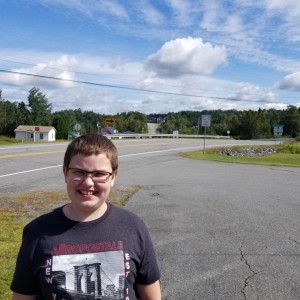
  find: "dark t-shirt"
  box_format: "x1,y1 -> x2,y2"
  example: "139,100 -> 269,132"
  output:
11,203 -> 160,299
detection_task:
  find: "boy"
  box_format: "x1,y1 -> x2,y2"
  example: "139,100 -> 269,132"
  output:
11,133 -> 161,300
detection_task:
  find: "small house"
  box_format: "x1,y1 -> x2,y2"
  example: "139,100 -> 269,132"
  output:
14,125 -> 56,142
101,126 -> 117,135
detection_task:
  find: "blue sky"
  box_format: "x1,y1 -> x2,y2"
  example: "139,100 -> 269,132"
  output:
1,0 -> 300,114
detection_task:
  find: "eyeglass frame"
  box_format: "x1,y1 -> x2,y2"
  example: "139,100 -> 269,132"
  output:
66,168 -> 113,183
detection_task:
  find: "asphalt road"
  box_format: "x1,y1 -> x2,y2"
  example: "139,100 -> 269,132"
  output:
1,138 -> 299,299
0,138 -> 272,193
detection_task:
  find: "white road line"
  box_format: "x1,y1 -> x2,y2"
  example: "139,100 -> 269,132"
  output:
119,145 -> 202,157
0,165 -> 62,178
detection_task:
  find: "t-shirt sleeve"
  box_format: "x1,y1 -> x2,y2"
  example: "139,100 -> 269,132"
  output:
10,224 -> 39,295
135,221 -> 161,285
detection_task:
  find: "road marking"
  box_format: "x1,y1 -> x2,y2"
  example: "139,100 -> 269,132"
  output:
0,143 -> 68,150
0,150 -> 65,159
0,165 -> 63,178
117,140 -> 194,147
120,145 -> 203,157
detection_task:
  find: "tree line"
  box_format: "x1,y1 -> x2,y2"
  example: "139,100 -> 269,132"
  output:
1,87 -> 300,140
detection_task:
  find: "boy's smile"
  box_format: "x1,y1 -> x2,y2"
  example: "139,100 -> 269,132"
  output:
80,190 -> 97,196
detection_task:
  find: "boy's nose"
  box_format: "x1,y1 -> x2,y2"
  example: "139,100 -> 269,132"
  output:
83,174 -> 94,184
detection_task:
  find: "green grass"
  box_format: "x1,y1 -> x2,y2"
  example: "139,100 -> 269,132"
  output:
0,187 -> 139,299
180,142 -> 300,167
0,135 -> 28,145
0,136 -> 69,145
276,141 -> 300,154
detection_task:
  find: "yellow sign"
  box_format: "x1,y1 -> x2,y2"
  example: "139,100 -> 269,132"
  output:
105,118 -> 115,125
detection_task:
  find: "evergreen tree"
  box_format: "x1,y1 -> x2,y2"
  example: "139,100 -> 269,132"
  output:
18,101 -> 33,125
28,87 -> 52,125
283,105 -> 300,138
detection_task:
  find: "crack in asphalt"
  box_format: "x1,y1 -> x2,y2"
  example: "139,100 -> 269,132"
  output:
239,243 -> 260,300
289,235 -> 300,245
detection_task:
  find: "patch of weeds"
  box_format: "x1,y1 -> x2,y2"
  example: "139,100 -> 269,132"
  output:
277,141 -> 300,154
0,210 -> 26,300
109,185 -> 140,207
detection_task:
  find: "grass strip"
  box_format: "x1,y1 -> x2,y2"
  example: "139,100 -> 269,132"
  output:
180,143 -> 300,167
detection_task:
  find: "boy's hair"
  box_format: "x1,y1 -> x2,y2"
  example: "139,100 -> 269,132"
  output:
63,133 -> 118,171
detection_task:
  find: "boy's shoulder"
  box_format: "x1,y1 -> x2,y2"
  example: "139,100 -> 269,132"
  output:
23,206 -> 65,236
110,203 -> 140,217
109,204 -> 147,227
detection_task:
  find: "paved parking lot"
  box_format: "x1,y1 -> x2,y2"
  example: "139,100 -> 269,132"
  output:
119,152 -> 300,299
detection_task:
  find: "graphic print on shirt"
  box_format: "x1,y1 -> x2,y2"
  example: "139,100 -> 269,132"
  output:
46,242 -> 127,299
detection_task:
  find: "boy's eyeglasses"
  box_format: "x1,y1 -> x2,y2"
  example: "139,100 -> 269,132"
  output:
67,168 -> 113,183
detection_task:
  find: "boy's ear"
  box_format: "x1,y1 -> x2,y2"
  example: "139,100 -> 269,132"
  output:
111,170 -> 118,187
63,166 -> 68,183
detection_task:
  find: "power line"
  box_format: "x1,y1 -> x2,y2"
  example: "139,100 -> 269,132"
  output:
0,58 -> 133,83
1,57 -> 298,101
0,69 -> 280,104
0,58 -> 248,97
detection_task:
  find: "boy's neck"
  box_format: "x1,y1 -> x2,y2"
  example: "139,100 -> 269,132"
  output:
63,202 -> 108,222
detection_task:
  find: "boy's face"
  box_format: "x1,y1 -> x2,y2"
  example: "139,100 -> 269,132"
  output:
63,153 -> 117,218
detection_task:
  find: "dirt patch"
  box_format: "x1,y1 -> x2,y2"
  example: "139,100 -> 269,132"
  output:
1,185 -> 140,221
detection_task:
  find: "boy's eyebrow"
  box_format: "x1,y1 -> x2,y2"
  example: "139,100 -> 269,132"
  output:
67,167 -> 113,173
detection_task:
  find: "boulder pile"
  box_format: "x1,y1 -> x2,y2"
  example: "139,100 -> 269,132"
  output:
219,147 -> 277,157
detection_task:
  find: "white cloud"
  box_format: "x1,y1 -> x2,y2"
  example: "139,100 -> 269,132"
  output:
166,0 -> 197,26
199,0 -> 248,37
39,0 -> 129,19
266,0 -> 300,17
0,54 -> 79,89
197,0 -> 300,74
1,46 -> 289,114
260,91 -> 278,103
0,50 -> 147,113
200,0 -> 223,32
222,15 -> 245,35
0,51 -> 145,88
146,37 -> 227,78
138,0 -> 165,25
276,72 -> 300,91
230,82 -> 262,101
228,82 -> 278,103
265,0 -> 300,41
98,0 -> 129,19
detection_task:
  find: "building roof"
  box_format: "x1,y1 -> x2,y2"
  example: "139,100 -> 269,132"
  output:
14,125 -> 56,133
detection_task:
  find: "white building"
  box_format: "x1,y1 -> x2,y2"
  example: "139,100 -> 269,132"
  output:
14,125 -> 56,142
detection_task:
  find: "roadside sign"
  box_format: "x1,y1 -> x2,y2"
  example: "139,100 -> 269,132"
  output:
105,118 -> 115,125
201,115 -> 211,127
273,124 -> 283,135
74,124 -> 81,132
201,115 -> 212,155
